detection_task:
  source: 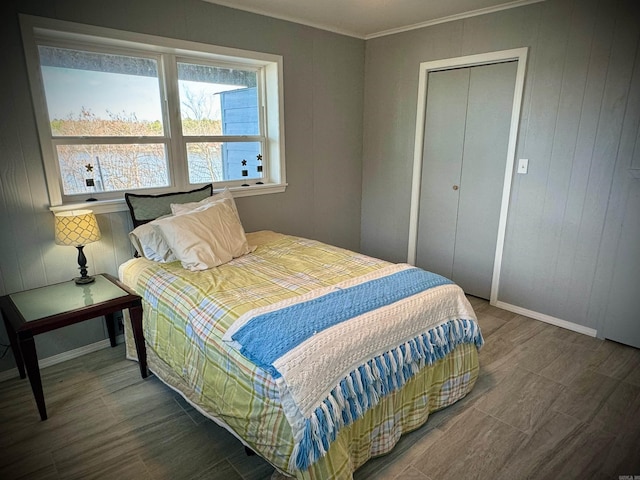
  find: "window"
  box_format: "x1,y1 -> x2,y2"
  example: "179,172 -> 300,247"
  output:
20,15 -> 286,208
40,46 -> 169,196
176,62 -> 264,184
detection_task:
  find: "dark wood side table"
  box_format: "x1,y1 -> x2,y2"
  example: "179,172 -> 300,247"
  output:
0,273 -> 147,420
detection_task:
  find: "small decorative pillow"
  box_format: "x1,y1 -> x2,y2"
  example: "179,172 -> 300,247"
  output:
152,198 -> 254,271
171,187 -> 239,218
125,184 -> 213,228
128,215 -> 177,262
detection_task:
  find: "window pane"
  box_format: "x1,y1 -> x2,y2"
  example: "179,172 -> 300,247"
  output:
187,142 -> 262,183
56,144 -> 169,195
178,63 -> 259,136
39,46 -> 164,137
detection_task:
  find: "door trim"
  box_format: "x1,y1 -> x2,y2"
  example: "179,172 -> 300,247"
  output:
407,47 -> 528,304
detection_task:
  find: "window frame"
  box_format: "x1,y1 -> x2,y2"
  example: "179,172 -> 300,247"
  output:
20,14 -> 286,213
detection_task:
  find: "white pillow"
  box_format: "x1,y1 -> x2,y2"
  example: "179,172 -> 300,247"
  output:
152,198 -> 253,271
171,187 -> 239,218
129,217 -> 177,263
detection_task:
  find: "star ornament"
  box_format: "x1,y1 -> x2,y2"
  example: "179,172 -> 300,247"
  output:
257,154 -> 263,162
241,159 -> 247,166
85,163 -> 94,172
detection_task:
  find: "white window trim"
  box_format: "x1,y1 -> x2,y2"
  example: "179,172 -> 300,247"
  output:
20,14 -> 286,211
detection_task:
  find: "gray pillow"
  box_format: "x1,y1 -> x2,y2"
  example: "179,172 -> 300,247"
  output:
125,184 -> 213,228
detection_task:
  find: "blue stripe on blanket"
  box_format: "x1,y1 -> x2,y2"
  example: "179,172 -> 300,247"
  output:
230,267 -> 453,378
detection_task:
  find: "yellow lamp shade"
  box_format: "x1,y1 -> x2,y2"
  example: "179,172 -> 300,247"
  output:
54,210 -> 101,247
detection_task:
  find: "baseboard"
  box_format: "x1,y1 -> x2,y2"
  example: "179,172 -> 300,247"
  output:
0,334 -> 125,383
493,301 -> 598,337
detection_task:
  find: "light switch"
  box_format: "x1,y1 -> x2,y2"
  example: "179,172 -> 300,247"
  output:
517,158 -> 529,174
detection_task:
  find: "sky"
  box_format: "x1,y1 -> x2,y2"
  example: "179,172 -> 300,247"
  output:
41,66 -> 242,122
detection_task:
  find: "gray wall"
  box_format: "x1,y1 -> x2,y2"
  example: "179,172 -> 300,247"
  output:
0,0 -> 365,373
361,0 -> 640,338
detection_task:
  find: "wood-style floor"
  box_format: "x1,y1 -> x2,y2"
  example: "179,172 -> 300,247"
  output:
1,297 -> 639,479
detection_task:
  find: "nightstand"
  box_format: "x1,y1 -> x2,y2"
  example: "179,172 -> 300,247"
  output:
0,273 -> 147,420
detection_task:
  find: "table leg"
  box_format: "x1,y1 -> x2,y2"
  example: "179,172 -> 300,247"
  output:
129,304 -> 147,378
2,306 -> 26,379
105,312 -> 117,347
19,332 -> 47,421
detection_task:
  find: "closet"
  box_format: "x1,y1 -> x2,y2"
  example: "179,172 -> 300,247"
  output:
415,61 -> 517,299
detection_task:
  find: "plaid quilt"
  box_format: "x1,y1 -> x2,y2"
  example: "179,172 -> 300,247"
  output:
119,231 -> 481,479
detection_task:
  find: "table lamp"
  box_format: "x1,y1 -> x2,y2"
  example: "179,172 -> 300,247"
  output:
54,210 -> 101,284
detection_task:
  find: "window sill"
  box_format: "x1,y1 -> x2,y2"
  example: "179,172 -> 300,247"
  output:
49,183 -> 288,215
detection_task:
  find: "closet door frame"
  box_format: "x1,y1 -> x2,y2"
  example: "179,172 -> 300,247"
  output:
407,47 -> 528,305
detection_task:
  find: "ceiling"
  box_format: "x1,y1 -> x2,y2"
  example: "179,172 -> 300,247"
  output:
203,0 -> 544,39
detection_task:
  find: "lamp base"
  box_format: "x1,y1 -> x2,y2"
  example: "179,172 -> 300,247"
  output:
74,275 -> 96,285
74,245 -> 95,285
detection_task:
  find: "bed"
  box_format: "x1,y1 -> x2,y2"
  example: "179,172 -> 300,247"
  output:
118,186 -> 483,479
